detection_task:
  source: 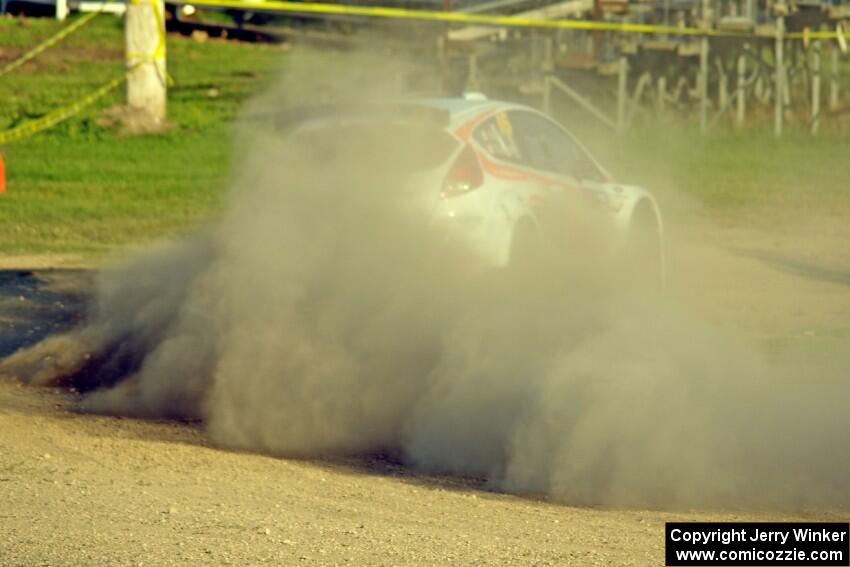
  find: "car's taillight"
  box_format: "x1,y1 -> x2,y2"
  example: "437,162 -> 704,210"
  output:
441,145 -> 483,199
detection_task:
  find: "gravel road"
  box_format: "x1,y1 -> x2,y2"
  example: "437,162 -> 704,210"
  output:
1,222 -> 848,566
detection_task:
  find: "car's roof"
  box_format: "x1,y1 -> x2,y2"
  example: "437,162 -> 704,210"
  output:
411,98 -> 496,114
285,97 -> 544,138
407,98 -> 521,127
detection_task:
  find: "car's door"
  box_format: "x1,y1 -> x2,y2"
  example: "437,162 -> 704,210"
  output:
509,110 -> 624,215
502,110 -> 626,248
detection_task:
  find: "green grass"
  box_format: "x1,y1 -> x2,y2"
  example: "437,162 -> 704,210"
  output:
0,14 -> 282,255
582,124 -> 850,217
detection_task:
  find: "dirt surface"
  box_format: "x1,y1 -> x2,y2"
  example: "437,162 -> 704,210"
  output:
1,223 -> 848,566
668,218 -> 850,337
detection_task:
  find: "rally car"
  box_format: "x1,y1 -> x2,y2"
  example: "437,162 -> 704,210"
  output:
287,93 -> 665,285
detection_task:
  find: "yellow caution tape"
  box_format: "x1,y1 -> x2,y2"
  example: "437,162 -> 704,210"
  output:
0,9 -> 103,79
178,0 -> 725,36
176,0 -> 845,39
787,29 -> 841,40
0,67 -> 130,144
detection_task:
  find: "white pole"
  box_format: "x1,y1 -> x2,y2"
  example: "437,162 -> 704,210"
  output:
55,0 -> 68,20
126,0 -> 167,130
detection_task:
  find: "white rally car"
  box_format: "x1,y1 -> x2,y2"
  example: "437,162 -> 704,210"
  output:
289,94 -> 664,284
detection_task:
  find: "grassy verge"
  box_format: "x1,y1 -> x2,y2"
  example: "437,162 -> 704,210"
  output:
0,14 -> 282,255
574,121 -> 850,221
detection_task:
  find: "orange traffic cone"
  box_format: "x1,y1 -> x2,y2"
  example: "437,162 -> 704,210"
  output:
0,151 -> 5,194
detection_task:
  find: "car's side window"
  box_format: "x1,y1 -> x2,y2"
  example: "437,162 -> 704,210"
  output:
472,114 -> 526,165
508,111 -> 604,182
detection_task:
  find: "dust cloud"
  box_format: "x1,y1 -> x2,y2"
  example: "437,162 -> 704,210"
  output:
2,47 -> 848,512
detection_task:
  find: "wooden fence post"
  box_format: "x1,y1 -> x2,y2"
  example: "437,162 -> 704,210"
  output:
736,53 -> 746,128
717,58 -> 728,111
774,16 -> 785,137
699,36 -> 709,132
657,75 -> 667,114
829,44 -> 840,111
617,56 -> 628,133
